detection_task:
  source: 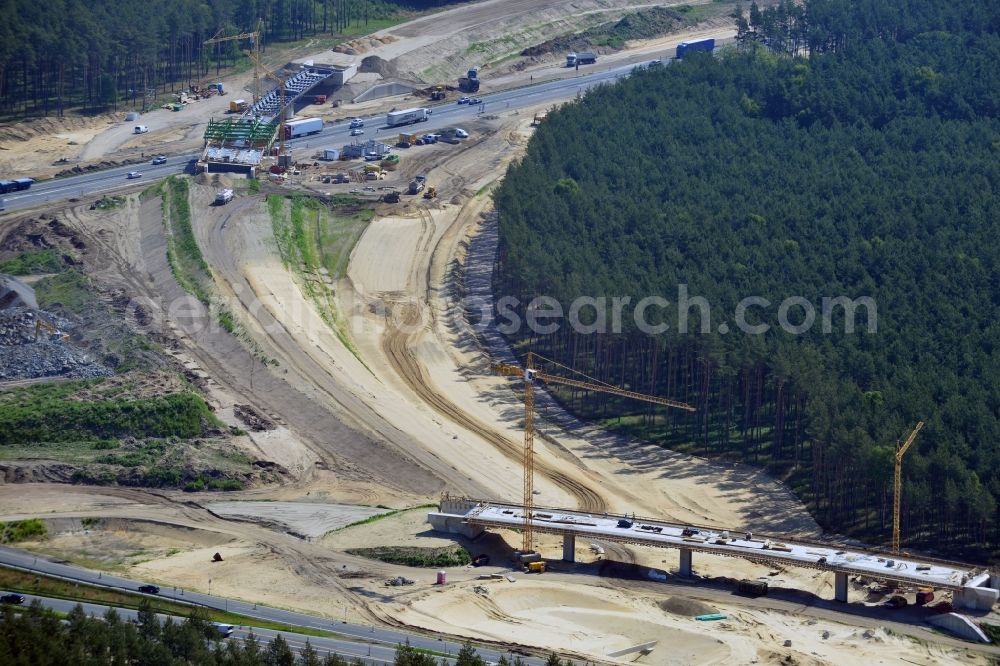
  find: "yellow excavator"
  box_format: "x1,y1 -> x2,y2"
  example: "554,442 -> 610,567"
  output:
35,317 -> 69,342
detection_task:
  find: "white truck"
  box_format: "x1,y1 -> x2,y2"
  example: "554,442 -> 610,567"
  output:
284,117 -> 323,139
386,107 -> 430,127
134,125 -> 149,134
215,189 -> 234,205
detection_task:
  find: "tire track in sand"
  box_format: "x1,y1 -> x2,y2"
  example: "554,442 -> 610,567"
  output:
381,300 -> 606,513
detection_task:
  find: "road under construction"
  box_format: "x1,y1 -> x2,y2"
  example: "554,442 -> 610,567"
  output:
430,497 -> 1000,611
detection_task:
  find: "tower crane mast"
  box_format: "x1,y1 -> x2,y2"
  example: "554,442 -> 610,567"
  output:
492,352 -> 696,553
892,421 -> 924,554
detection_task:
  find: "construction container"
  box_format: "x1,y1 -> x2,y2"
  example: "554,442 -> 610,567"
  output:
436,570 -> 446,585
323,148 -> 340,161
527,561 -> 545,573
916,589 -> 935,605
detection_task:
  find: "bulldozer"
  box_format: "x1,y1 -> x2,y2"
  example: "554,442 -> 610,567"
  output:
430,85 -> 446,101
423,186 -> 437,199
381,190 -> 400,204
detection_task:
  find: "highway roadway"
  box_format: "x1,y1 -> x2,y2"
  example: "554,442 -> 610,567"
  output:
5,592 -> 403,663
0,59 -> 654,214
0,545 -> 543,665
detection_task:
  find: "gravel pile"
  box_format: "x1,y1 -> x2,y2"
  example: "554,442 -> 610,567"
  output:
0,307 -> 111,381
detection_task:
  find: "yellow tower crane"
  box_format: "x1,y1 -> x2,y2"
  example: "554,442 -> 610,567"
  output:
892,421 -> 924,554
492,352 -> 696,554
203,19 -> 264,102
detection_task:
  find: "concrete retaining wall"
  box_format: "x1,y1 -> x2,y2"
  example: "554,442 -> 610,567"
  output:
954,585 -> 998,611
928,613 -> 990,643
351,81 -> 417,104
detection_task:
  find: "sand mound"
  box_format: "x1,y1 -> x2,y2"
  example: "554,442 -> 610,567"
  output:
659,596 -> 717,617
359,55 -> 399,78
195,173 -> 233,188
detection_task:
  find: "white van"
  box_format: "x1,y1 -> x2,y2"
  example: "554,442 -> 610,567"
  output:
134,125 -> 149,134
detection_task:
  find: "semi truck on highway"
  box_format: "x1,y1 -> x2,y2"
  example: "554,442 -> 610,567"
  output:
676,38 -> 715,58
566,52 -> 597,67
386,107 -> 431,127
0,178 -> 33,193
284,118 -> 323,139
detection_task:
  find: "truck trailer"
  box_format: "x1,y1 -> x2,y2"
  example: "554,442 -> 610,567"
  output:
566,52 -> 597,67
386,107 -> 431,127
284,118 -> 324,139
676,38 -> 715,59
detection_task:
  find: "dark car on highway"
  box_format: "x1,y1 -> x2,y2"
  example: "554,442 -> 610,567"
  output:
1,593 -> 25,604
138,585 -> 160,594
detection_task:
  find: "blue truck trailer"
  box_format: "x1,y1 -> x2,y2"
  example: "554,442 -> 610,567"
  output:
676,38 -> 715,59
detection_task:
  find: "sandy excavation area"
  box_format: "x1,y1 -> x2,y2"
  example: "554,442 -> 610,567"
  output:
391,578 -> 981,666
206,501 -> 391,539
3,4 -> 996,665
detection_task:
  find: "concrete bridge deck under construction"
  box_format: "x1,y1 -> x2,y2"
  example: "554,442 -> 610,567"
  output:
429,497 -> 1000,610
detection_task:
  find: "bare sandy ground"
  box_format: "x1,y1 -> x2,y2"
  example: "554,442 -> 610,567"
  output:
206,501 -> 390,539
390,579 -> 977,666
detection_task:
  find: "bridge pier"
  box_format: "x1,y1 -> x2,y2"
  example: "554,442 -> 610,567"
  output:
679,548 -> 693,577
562,534 -> 575,562
834,572 -> 848,602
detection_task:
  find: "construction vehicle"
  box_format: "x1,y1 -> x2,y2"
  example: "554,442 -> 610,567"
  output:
430,85 -> 446,101
737,580 -> 768,597
893,422 -> 924,553
229,99 -> 249,113
492,352 -> 696,554
422,186 -> 437,199
215,189 -> 234,205
381,190 -> 400,204
532,111 -> 548,126
313,94 -> 326,104
887,595 -> 908,609
408,179 -> 425,195
459,67 -> 480,93
526,561 -> 545,574
35,318 -> 69,342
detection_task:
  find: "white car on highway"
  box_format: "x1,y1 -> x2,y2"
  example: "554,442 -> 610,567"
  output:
126,171 -> 142,179
350,127 -> 364,136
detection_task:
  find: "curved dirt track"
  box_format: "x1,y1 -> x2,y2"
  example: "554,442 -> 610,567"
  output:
380,299 -> 606,513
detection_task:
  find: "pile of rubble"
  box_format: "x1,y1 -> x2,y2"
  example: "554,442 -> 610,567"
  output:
0,307 -> 111,381
384,576 -> 415,587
